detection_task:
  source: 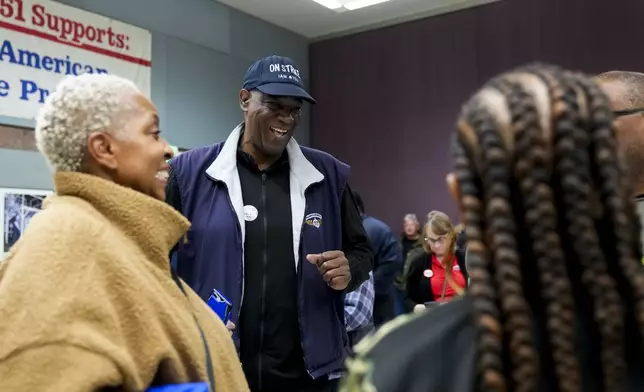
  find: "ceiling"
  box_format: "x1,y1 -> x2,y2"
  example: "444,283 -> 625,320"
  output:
217,0 -> 500,40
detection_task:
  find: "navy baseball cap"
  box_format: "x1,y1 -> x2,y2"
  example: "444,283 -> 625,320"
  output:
242,55 -> 316,104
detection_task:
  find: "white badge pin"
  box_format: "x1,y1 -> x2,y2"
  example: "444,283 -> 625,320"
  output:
243,205 -> 258,222
423,269 -> 433,278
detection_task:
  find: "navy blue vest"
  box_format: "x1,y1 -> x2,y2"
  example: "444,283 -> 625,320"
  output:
170,128 -> 350,378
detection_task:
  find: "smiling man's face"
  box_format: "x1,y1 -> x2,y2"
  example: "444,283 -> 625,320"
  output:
240,89 -> 302,163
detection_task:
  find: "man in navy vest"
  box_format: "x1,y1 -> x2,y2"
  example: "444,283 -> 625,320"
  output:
165,55 -> 373,392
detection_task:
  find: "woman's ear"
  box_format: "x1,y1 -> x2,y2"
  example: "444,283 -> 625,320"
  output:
87,131 -> 118,171
446,173 -> 464,224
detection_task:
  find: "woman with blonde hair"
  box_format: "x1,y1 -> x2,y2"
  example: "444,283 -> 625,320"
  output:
0,74 -> 249,391
405,210 -> 467,312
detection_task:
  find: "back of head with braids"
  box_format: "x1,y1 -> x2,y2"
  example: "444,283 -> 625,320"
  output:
453,64 -> 644,392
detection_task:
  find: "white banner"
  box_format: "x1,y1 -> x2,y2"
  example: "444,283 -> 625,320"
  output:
0,0 -> 152,120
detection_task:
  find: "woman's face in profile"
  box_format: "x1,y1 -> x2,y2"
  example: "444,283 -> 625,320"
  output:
111,94 -> 172,201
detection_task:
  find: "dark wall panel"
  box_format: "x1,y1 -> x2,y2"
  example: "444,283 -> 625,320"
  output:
310,0 -> 644,229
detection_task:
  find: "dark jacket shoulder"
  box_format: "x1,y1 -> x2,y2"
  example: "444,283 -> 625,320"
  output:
341,297 -> 476,392
407,251 -> 429,275
363,215 -> 392,232
170,142 -> 224,175
405,247 -> 426,273
362,216 -> 395,242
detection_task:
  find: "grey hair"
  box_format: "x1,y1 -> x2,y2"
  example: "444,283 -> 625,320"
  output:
35,73 -> 140,172
403,213 -> 419,225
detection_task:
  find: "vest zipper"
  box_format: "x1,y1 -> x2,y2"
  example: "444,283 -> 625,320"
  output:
296,186 -> 321,378
258,171 -> 268,391
297,219 -> 312,377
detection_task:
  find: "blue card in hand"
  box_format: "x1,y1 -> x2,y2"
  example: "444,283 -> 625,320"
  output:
207,288 -> 232,324
147,382 -> 210,392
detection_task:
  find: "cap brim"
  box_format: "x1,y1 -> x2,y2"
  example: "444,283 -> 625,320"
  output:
256,83 -> 317,104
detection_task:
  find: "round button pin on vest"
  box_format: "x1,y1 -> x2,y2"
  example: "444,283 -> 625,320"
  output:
244,205 -> 258,221
423,269 -> 433,278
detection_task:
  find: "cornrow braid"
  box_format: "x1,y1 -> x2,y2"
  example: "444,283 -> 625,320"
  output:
495,71 -> 581,392
453,124 -> 506,391
573,74 -> 644,337
557,69 -> 627,391
479,83 -> 538,392
458,88 -> 538,392
519,66 -> 625,390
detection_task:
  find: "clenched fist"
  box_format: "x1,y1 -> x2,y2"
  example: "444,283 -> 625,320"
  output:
306,250 -> 351,291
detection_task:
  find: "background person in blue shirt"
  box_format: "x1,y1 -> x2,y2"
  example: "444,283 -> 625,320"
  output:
352,191 -> 402,327
166,55 -> 373,392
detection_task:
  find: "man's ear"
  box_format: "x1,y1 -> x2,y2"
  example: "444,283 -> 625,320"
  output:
446,172 -> 464,224
239,89 -> 251,112
86,131 -> 119,170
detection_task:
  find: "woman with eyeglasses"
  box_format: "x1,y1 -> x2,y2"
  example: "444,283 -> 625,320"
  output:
404,210 -> 467,312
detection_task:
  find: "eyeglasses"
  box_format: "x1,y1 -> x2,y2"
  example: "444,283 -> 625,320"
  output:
613,108 -> 644,117
425,236 -> 446,246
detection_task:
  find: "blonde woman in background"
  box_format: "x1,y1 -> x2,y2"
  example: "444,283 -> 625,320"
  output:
405,211 -> 467,312
0,74 -> 249,392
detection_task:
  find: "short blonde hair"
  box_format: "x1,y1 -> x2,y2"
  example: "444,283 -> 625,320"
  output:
35,74 -> 140,172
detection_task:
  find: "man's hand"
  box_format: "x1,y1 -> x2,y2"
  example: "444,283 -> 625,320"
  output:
306,250 -> 351,291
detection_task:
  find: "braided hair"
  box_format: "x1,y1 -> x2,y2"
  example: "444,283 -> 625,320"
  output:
453,64 -> 644,392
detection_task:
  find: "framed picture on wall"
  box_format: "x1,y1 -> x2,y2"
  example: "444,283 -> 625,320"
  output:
0,188 -> 53,260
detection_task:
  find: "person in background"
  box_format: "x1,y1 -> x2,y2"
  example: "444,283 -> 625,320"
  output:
344,272 -> 375,348
0,74 -> 249,391
340,64 -> 644,392
394,214 -> 425,315
400,214 -> 422,259
405,211 -> 467,312
352,192 -> 402,327
393,214 -> 423,314
166,55 -> 373,392
595,71 -> 644,253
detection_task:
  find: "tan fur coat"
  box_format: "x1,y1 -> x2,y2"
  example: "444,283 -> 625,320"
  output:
0,172 -> 249,392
